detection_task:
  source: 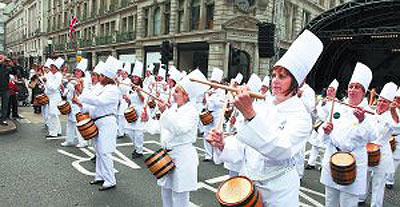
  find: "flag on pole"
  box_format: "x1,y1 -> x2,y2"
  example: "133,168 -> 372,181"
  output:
69,15 -> 80,38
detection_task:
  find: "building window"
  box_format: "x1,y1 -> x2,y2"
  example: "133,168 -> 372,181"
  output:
164,3 -> 170,34
178,0 -> 184,33
92,0 -> 97,17
206,3 -> 214,29
128,16 -> 134,32
302,10 -> 311,27
153,7 -> 161,35
144,8 -> 149,37
122,17 -> 127,32
191,0 -> 200,31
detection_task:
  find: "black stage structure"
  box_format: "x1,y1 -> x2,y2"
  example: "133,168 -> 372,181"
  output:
303,0 -> 400,97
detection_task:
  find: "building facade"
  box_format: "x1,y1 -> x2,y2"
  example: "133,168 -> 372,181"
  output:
7,0 -> 346,78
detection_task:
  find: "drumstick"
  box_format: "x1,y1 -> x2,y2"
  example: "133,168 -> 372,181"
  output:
131,84 -> 165,105
328,97 -> 375,115
329,98 -> 335,123
216,80 -> 235,131
366,89 -> 399,108
190,78 -> 265,100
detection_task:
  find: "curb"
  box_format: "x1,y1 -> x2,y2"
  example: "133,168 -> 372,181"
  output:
0,120 -> 17,135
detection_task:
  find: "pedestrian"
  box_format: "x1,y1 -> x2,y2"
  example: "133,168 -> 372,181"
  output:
0,54 -> 17,125
7,75 -> 21,119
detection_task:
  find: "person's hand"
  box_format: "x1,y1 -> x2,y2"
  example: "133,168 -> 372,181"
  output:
230,114 -> 236,125
297,90 -> 304,98
322,122 -> 334,135
353,107 -> 365,123
72,97 -> 82,107
123,95 -> 131,105
233,86 -> 256,120
158,101 -> 168,113
207,128 -> 225,150
141,110 -> 149,122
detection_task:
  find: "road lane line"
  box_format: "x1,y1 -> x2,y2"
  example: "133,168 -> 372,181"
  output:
299,191 -> 324,207
57,149 -> 87,160
300,187 -> 325,198
197,182 -> 218,193
205,175 -> 230,184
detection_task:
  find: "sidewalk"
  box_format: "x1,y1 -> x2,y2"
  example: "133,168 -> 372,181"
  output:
0,119 -> 17,135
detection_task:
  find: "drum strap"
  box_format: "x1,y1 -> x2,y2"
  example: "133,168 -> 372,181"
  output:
335,146 -> 341,152
93,114 -> 115,122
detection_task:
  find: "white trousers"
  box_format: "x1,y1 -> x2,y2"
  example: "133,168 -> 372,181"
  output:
66,120 -> 87,145
126,129 -> 144,153
385,159 -> 400,185
295,149 -> 305,179
161,187 -> 190,207
117,115 -> 125,137
95,152 -> 116,187
47,114 -> 61,136
256,168 -> 300,207
308,145 -> 321,166
325,186 -> 359,207
360,169 -> 386,207
203,130 -> 213,159
42,105 -> 48,126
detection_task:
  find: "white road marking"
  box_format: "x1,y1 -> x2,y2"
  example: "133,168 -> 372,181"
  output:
205,175 -> 230,184
57,149 -> 87,160
113,150 -> 141,169
197,182 -> 218,193
300,187 -> 325,198
46,136 -> 67,140
299,191 -> 324,207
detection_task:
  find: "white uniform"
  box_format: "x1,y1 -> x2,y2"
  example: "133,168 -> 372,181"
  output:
360,110 -> 398,206
117,78 -> 132,137
217,96 -> 312,206
79,84 -> 120,188
158,102 -> 199,207
45,71 -> 62,136
386,108 -> 400,186
320,99 -> 376,207
125,89 -> 146,154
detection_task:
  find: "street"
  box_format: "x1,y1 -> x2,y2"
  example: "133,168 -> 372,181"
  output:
0,106 -> 399,207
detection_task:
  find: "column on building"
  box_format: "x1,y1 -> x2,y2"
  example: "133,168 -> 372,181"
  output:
213,0 -> 224,30
293,6 -> 302,37
199,0 -> 206,30
160,4 -> 166,35
182,0 -> 190,32
137,7 -> 144,38
208,42 -> 225,77
148,7 -> 154,36
169,0 -> 178,34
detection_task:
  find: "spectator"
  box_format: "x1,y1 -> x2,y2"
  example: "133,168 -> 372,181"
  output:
29,74 -> 44,114
0,54 -> 17,125
7,75 -> 21,119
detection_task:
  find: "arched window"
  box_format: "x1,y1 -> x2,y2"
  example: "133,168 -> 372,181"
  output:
153,7 -> 161,35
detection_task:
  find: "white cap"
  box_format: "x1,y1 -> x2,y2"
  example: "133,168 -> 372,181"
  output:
44,59 -> 53,68
132,61 -> 143,77
262,76 -> 270,87
103,56 -> 119,79
274,29 -> 323,85
329,79 -> 339,91
158,68 -> 166,78
349,62 -> 372,91
53,57 -> 65,69
380,82 -> 397,101
122,63 -> 131,74
147,64 -> 154,74
210,67 -> 223,82
169,65 -> 183,82
234,73 -> 243,84
93,61 -> 105,74
76,58 -> 88,71
247,74 -> 262,92
178,69 -> 209,101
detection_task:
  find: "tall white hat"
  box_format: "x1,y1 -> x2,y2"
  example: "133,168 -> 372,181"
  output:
247,74 -> 262,92
76,58 -> 88,71
122,62 -> 131,74
380,82 -> 397,101
349,62 -> 372,91
115,59 -> 124,70
169,65 -> 183,82
53,57 -> 65,69
178,69 -> 209,101
396,87 -> 400,97
93,61 -> 105,74
103,56 -> 119,79
132,61 -> 144,77
158,68 -> 166,78
274,29 -> 323,85
44,58 -> 53,68
210,67 -> 223,82
262,76 -> 270,86
234,73 -> 243,84
147,64 -> 155,74
329,79 -> 339,91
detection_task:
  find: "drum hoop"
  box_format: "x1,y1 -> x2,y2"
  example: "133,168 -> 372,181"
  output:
144,148 -> 166,163
77,119 -> 92,126
216,176 -> 255,205
146,151 -> 169,167
330,151 -> 355,166
366,143 -> 380,151
155,164 -> 176,179
153,160 -> 174,177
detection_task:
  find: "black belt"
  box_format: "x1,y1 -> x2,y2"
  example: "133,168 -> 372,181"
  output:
93,114 -> 115,122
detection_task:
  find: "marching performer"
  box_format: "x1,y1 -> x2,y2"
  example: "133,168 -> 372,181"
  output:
386,88 -> 400,189
41,59 -> 53,128
45,57 -> 64,137
260,75 -> 271,98
117,62 -> 132,138
157,69 -> 209,207
143,64 -> 156,91
208,30 -> 322,206
319,62 -> 377,207
74,56 -> 121,191
359,82 -> 399,206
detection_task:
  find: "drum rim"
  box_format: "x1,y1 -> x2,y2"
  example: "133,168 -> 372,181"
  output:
144,148 -> 166,163
216,176 -> 255,205
57,100 -> 68,106
77,118 -> 93,126
330,151 -> 355,166
366,143 -> 380,151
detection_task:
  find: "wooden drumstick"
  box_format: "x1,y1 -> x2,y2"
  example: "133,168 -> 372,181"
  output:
329,98 -> 335,123
131,84 -> 166,105
328,97 -> 375,115
216,80 -> 235,131
190,78 -> 265,100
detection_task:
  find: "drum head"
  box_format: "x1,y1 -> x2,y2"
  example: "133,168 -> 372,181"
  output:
331,152 -> 354,167
77,119 -> 91,126
217,176 -> 253,204
366,143 -> 379,151
57,100 -> 67,106
124,107 -> 134,113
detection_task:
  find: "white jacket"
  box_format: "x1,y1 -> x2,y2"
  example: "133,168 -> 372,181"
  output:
45,72 -> 62,116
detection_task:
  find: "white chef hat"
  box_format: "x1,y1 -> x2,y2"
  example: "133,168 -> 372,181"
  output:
328,79 -> 339,91
396,87 -> 400,97
273,29 -> 323,85
158,68 -> 166,78
247,74 -> 262,92
102,56 -> 119,79
93,61 -> 105,74
44,58 -> 53,68
181,70 -> 187,77
147,64 -> 155,74
115,59 -> 124,71
168,65 -> 183,82
262,76 -> 270,87
210,67 -> 223,82
132,61 -> 143,77
234,73 -> 243,84
53,57 -> 65,69
349,62 -> 372,91
380,82 -> 397,102
122,62 -> 131,74
76,58 -> 88,71
177,69 -> 209,101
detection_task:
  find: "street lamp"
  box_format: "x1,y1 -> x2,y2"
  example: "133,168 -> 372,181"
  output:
47,39 -> 53,59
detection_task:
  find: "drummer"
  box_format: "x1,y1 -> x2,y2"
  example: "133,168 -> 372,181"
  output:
359,82 -> 399,206
157,69 -> 209,207
143,64 -> 156,91
319,62 -> 377,206
116,61 -> 132,139
40,59 -> 53,128
167,66 -> 183,105
74,56 -> 121,191
260,75 -> 271,98
125,61 -> 146,159
208,30 -> 322,206
386,87 -> 400,189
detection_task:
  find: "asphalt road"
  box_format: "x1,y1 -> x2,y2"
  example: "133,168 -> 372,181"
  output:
0,107 -> 399,207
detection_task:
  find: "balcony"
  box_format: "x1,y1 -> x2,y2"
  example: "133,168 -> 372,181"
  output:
95,36 -> 113,45
82,39 -> 93,47
116,31 -> 136,42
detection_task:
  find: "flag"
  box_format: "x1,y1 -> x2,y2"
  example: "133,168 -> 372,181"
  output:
69,15 -> 80,38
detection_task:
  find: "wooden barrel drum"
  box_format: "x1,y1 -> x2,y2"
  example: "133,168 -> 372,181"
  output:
216,176 -> 263,207
144,149 -> 175,179
57,100 -> 71,115
390,136 -> 396,152
199,109 -> 213,126
35,94 -> 49,106
366,143 -> 380,167
76,119 -> 98,140
148,99 -> 156,108
75,112 -> 90,122
330,151 -> 357,185
124,107 -> 137,123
